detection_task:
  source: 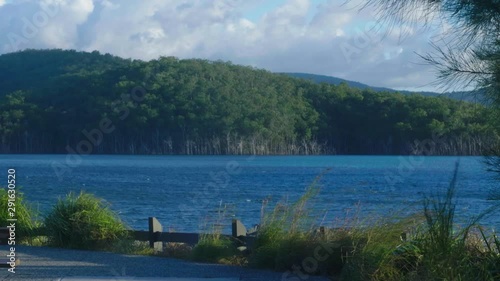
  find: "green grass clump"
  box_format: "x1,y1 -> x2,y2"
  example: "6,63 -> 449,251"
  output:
341,162 -> 500,281
410,163 -> 500,280
109,239 -> 155,256
248,164 -> 500,280
191,234 -> 237,263
44,191 -> 128,250
0,187 -> 40,242
340,215 -> 424,281
191,202 -> 240,263
249,172 -> 349,275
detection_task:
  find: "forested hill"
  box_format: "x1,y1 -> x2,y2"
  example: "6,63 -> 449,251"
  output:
283,72 -> 481,102
283,72 -> 398,92
0,49 -> 497,155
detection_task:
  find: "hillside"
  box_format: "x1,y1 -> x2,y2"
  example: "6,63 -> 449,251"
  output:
0,49 -> 497,155
0,49 -> 130,97
283,72 -> 396,92
283,72 -> 483,102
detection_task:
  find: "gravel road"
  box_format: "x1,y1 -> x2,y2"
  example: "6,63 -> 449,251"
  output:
0,246 -> 331,281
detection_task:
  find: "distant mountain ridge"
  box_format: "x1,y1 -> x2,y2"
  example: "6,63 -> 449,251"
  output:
282,72 -> 482,102
282,72 -> 395,92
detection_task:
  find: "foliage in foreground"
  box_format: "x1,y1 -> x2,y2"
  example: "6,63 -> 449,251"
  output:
341,163 -> 500,281
248,174 -> 347,275
245,165 -> 500,281
0,187 -> 39,242
191,234 -> 237,263
109,239 -> 155,256
44,191 -> 128,250
190,201 -> 243,264
2,168 -> 498,280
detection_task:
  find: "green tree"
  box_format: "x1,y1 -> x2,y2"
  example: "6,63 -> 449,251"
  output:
363,0 -> 499,94
0,49 -> 496,155
362,0 -> 500,161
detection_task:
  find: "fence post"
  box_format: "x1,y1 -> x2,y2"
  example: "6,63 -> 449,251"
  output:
148,217 -> 163,252
319,226 -> 325,239
232,219 -> 247,238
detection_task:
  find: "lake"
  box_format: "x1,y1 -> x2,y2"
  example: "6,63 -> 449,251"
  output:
1,155 -> 499,232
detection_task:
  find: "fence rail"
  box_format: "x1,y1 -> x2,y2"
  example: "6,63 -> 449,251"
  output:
128,217 -> 255,251
28,217 -> 255,252
29,217 -> 392,253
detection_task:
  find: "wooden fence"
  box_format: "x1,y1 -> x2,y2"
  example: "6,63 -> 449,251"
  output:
29,218 -> 406,253
128,217 -> 257,252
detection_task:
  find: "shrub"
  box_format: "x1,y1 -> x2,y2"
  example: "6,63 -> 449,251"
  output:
249,173 -> 350,275
44,191 -> 128,250
341,161 -> 500,281
0,187 -> 39,242
414,163 -> 500,280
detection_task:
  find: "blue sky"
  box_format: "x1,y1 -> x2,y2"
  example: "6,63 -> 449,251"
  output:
246,1 -> 288,22
246,0 -> 325,22
0,0 -> 455,92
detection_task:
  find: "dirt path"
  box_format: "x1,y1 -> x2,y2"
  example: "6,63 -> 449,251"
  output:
0,246 -> 330,281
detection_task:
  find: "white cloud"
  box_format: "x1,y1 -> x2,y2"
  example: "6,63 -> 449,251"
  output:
0,0 -> 454,91
37,0 -> 94,49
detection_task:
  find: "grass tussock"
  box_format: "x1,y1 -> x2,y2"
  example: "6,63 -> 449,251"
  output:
247,164 -> 500,281
191,234 -> 237,263
190,201 -> 242,264
342,162 -> 500,281
44,191 -> 129,250
249,172 -> 347,275
0,187 -> 40,243
340,215 -> 425,281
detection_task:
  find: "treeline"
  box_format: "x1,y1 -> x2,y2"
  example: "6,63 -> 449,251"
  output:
0,49 -> 497,155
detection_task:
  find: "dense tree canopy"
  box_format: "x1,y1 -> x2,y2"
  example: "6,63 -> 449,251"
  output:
0,49 -> 497,155
362,0 -> 500,169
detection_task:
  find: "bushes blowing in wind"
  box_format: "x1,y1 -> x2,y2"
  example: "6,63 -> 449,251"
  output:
0,187 -> 38,242
44,191 -> 128,250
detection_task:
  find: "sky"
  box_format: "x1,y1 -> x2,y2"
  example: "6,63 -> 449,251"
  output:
0,0 -> 454,92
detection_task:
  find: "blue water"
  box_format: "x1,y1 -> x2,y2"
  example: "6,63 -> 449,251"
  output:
0,155 -> 499,232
